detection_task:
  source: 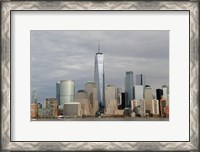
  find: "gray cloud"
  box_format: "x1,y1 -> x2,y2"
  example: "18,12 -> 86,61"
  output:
30,30 -> 169,103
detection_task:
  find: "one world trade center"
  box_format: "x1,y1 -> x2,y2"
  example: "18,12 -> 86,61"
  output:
94,44 -> 105,113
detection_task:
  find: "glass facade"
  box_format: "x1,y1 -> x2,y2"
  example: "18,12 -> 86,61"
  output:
156,88 -> 163,115
31,88 -> 37,103
94,52 -> 105,112
125,71 -> 134,107
60,80 -> 75,108
156,89 -> 163,101
56,81 -> 60,106
121,92 -> 128,109
136,74 -> 145,86
162,85 -> 168,100
135,85 -> 144,101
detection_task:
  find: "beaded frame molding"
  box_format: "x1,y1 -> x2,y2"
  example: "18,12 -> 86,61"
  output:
1,1 -> 199,151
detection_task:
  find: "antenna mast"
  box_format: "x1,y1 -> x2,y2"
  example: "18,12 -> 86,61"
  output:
98,40 -> 100,53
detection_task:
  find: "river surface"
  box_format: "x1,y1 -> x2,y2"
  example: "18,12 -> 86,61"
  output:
32,117 -> 169,121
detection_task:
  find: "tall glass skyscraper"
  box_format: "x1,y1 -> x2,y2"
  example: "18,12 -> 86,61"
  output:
94,45 -> 105,113
135,74 -> 145,103
31,88 -> 37,103
136,74 -> 145,86
125,71 -> 134,107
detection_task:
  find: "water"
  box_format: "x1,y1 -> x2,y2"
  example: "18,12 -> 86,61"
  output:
32,117 -> 169,121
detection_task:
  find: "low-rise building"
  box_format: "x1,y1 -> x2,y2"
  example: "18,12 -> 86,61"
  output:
31,103 -> 38,119
45,98 -> 58,118
63,102 -> 81,117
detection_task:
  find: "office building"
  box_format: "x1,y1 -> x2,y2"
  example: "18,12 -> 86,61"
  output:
136,74 -> 145,86
135,99 -> 145,117
116,88 -> 122,106
94,45 -> 105,112
131,99 -> 138,111
134,85 -> 144,101
60,80 -> 75,108
93,87 -> 99,115
144,85 -> 153,100
152,99 -> 159,116
31,103 -> 38,119
37,103 -> 42,109
106,99 -> 118,115
156,89 -> 163,101
117,93 -> 122,109
105,85 -> 116,106
125,71 -> 134,107
164,106 -> 169,117
162,85 -> 169,106
63,102 -> 81,117
76,90 -> 88,99
144,85 -> 153,113
105,85 -> 118,114
131,99 -> 136,113
140,99 -> 146,117
162,85 -> 168,100
76,90 -> 90,116
121,92 -> 128,109
45,98 -> 58,118
56,81 -> 60,106
156,89 -> 163,115
31,88 -> 37,103
85,81 -> 96,112
160,98 -> 167,117
38,108 -> 50,118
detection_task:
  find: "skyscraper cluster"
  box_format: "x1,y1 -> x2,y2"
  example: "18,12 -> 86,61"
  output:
31,44 -> 169,119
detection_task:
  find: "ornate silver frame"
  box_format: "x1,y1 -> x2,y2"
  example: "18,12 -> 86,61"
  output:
1,1 -> 199,151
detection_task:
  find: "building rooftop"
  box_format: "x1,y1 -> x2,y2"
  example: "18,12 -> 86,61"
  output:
86,81 -> 95,84
126,71 -> 133,74
64,102 -> 80,105
60,80 -> 75,83
46,98 -> 57,101
145,85 -> 151,88
107,84 -> 115,87
77,90 -> 87,93
96,52 -> 103,55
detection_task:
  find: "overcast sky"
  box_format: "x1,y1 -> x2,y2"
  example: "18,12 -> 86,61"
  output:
30,30 -> 169,103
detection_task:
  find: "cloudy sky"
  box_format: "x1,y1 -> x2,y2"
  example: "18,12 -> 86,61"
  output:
31,30 -> 169,103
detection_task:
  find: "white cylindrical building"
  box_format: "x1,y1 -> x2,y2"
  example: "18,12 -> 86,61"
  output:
60,80 -> 75,108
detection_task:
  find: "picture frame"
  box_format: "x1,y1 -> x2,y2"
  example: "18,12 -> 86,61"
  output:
1,0 -> 199,151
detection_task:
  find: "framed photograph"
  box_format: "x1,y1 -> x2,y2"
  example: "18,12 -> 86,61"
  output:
1,0 -> 199,151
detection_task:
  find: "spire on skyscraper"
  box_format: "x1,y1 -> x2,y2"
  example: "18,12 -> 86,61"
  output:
97,40 -> 101,53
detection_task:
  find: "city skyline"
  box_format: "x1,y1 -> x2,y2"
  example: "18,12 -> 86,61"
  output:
31,30 -> 169,104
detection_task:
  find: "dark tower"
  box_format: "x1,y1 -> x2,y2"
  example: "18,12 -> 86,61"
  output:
156,89 -> 163,116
